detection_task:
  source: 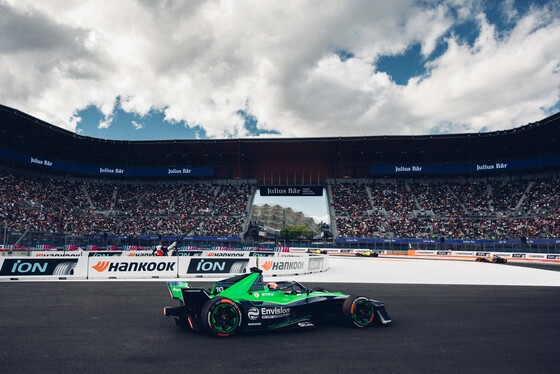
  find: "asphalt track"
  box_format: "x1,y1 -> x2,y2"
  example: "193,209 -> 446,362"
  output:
1,280 -> 560,374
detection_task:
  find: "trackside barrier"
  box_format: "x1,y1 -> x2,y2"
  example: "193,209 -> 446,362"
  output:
290,247 -> 388,255
176,254 -> 329,278
408,250 -> 560,262
0,256 -> 88,280
88,256 -> 178,279
0,252 -> 329,280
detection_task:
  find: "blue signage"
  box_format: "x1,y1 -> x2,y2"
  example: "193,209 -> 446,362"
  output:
0,148 -> 214,177
370,154 -> 560,175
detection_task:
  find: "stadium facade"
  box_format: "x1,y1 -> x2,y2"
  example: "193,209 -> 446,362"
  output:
1,104 -> 560,252
2,104 -> 559,182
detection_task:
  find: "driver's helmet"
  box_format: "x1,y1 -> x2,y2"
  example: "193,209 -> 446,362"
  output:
267,282 -> 278,290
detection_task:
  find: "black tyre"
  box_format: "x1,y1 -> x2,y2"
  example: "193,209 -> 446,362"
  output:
201,297 -> 242,337
343,296 -> 375,328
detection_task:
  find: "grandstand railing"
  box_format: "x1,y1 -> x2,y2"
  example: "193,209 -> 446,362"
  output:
2,230 -> 560,254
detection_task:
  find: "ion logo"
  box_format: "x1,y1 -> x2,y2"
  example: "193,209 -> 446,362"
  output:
187,259 -> 248,274
8,260 -> 47,274
248,307 -> 260,320
0,259 -> 77,276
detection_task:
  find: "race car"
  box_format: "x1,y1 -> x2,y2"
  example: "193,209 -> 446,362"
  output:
355,249 -> 379,257
307,248 -> 328,254
476,254 -> 508,263
164,267 -> 391,337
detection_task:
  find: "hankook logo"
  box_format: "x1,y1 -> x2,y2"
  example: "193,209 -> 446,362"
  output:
92,261 -> 110,272
91,260 -> 175,273
207,252 -> 246,257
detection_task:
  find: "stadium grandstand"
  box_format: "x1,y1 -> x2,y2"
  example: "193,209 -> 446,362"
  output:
1,103 -> 560,253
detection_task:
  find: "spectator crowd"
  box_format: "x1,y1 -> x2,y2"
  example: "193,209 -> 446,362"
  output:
0,171 -> 252,237
332,178 -> 560,240
2,169 -> 560,241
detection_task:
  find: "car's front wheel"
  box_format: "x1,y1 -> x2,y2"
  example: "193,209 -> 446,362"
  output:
343,296 -> 375,328
201,297 -> 242,337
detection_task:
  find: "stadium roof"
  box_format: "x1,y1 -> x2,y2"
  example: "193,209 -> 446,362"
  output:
1,104 -> 559,181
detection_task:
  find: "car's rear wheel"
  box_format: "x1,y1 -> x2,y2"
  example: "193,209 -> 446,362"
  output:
201,297 -> 242,337
343,296 -> 375,328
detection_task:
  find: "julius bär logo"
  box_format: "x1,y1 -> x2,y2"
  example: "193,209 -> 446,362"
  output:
261,261 -> 273,271
92,261 -> 110,272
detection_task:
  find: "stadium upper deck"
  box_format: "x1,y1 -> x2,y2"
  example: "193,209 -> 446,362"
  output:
1,104 -> 559,182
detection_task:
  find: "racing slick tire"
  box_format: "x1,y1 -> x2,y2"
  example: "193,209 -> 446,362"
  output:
201,297 -> 243,337
342,295 -> 375,328
52,261 -> 77,276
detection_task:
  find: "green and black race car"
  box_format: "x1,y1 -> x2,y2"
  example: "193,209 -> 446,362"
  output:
164,267 -> 391,337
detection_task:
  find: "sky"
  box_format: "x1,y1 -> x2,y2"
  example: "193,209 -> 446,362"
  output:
0,0 -> 559,142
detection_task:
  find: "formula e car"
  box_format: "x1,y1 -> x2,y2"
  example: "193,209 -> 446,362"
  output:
476,255 -> 507,263
355,249 -> 379,257
164,267 -> 391,337
307,248 -> 328,254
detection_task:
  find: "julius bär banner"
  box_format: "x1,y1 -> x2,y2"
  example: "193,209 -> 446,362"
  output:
259,185 -> 323,196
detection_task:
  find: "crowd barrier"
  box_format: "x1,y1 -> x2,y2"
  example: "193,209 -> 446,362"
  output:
0,251 -> 329,281
408,249 -> 560,261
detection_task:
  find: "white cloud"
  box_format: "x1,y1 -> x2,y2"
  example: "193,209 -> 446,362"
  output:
0,0 -> 558,138
131,120 -> 144,130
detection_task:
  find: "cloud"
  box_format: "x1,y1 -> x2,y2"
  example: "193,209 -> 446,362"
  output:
131,120 -> 144,130
0,0 -> 558,139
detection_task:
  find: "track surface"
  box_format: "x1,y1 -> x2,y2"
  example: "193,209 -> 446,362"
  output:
1,281 -> 560,374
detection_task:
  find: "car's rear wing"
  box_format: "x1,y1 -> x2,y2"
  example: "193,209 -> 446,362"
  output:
181,288 -> 211,311
167,281 -> 190,302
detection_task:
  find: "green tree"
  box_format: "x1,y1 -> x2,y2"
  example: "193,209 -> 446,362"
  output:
280,225 -> 311,240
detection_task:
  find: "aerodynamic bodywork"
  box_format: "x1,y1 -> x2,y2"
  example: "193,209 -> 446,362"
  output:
307,248 -> 328,254
164,267 -> 391,337
476,255 -> 508,263
355,250 -> 379,257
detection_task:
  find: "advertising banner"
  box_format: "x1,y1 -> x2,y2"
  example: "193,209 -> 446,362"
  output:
257,257 -> 309,276
175,251 -> 203,257
87,257 -> 178,279
0,256 -> 88,279
369,154 -> 560,176
0,147 -> 214,178
31,252 -> 84,257
202,251 -> 250,258
259,185 -> 323,196
185,258 -> 250,275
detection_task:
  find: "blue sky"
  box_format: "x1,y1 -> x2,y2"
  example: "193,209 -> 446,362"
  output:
1,1 -> 558,141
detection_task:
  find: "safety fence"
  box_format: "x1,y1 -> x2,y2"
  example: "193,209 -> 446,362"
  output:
0,251 -> 329,281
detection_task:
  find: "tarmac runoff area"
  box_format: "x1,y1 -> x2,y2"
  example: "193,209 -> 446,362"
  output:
283,256 -> 560,287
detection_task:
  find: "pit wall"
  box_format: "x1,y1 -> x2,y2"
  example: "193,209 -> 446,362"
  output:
0,251 -> 329,281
